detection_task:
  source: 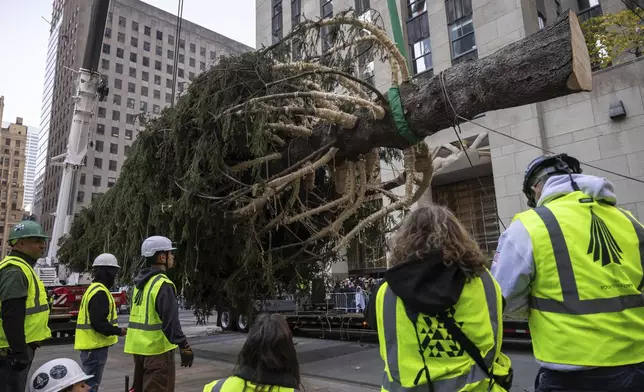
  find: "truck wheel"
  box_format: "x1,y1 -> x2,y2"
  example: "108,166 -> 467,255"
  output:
237,314 -> 250,333
220,310 -> 237,331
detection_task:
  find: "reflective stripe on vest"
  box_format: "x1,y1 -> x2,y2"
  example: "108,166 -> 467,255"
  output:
528,204 -> 644,314
515,192 -> 644,366
124,274 -> 178,355
0,256 -> 51,348
377,270 -> 500,392
203,377 -> 299,392
74,282 -> 119,350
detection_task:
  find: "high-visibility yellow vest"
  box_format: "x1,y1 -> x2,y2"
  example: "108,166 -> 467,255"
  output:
375,269 -> 511,392
74,282 -> 118,350
203,376 -> 299,392
0,256 -> 51,348
514,191 -> 644,366
124,273 -> 178,355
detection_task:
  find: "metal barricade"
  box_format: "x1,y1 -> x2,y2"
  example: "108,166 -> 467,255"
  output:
326,292 -> 367,313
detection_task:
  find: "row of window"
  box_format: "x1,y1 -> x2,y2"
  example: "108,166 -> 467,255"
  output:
76,190 -> 108,203
101,43 -> 209,71
100,58 -> 200,80
106,13 -> 217,59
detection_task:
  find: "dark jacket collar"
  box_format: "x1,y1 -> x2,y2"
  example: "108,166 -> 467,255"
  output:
8,250 -> 38,266
234,365 -> 299,389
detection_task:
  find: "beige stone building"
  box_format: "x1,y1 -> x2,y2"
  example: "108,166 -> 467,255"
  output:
257,0 -> 643,277
0,98 -> 28,257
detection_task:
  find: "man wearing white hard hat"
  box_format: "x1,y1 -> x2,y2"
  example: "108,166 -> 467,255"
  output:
124,236 -> 193,392
30,358 -> 93,392
74,254 -> 126,392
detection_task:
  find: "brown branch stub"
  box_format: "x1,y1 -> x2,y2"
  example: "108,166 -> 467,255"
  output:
229,153 -> 283,173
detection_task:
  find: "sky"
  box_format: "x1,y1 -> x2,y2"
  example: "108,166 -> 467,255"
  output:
0,0 -> 256,129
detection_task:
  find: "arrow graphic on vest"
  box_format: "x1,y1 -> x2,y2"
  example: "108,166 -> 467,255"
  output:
587,208 -> 623,267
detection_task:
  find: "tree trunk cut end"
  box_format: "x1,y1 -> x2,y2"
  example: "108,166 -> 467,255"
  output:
567,10 -> 593,92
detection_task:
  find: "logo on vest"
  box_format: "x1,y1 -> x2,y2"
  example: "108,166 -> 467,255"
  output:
417,308 -> 465,359
587,208 -> 622,267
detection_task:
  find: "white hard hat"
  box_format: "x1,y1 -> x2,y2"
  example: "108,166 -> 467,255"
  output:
92,253 -> 120,268
141,235 -> 177,257
30,358 -> 93,392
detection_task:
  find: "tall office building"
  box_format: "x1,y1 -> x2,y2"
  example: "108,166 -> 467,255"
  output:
258,0 -> 642,276
37,0 -> 253,234
23,127 -> 39,213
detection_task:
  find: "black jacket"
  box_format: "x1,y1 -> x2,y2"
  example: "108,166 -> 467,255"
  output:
132,268 -> 187,348
87,281 -> 122,337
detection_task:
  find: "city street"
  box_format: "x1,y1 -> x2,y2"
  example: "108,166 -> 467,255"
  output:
30,311 -> 539,391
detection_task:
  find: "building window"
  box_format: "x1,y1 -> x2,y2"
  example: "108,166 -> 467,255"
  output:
189,71 -> 195,80
126,114 -> 136,125
190,43 -> 196,53
210,50 -> 216,60
291,0 -> 301,27
119,16 -> 126,27
117,48 -> 124,59
92,193 -> 103,201
179,53 -> 184,64
143,57 -> 150,67
355,0 -> 370,15
114,79 -> 122,89
112,111 -> 120,121
200,61 -> 205,71
140,101 -> 147,112
77,191 -> 85,203
113,94 -> 121,105
116,63 -> 123,74
406,1 -> 432,74
200,46 -> 206,56
102,43 -> 110,54
154,90 -> 161,99
94,158 -> 103,170
189,58 -> 195,67
125,145 -> 132,155
129,67 -> 136,78
272,0 -> 283,44
168,35 -> 175,45
110,143 -> 118,154
95,140 -> 104,152
321,0 -> 333,51
93,175 -> 101,186
156,45 -> 162,56
132,21 -> 139,31
156,30 -> 163,41
97,124 -> 105,135
144,26 -> 151,36
166,93 -> 172,103
446,0 -> 477,64
125,129 -> 133,140
167,49 -> 174,60
130,52 -> 137,62
167,64 -> 174,75
153,105 -> 160,114
155,61 -> 162,71
178,68 -> 184,78
105,28 -> 112,38
111,127 -> 119,137
142,71 -> 149,81
128,82 -> 136,93
141,86 -> 148,96
538,13 -> 546,29
166,79 -> 173,89
131,37 -> 138,47
109,160 -> 117,171
144,41 -> 150,51
108,177 -> 116,188
80,173 -> 86,185
118,32 -> 125,43
98,107 -> 106,118
101,59 -> 110,70
155,75 -> 161,85
127,98 -> 135,109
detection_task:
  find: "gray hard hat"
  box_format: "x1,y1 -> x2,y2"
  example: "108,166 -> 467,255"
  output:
92,253 -> 120,268
141,236 -> 176,258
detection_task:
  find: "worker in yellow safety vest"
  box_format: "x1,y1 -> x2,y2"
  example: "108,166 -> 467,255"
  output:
0,220 -> 51,392
491,153 -> 644,392
365,205 -> 513,392
124,236 -> 194,392
74,253 -> 127,392
203,313 -> 301,392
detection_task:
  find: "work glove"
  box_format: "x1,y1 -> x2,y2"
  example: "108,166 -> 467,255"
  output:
179,344 -> 194,368
8,351 -> 30,372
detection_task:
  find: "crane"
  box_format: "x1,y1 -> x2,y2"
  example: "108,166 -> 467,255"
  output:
39,0 -> 111,284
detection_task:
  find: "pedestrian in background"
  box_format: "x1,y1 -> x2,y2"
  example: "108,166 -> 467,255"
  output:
203,313 -> 301,392
366,205 -> 513,391
74,253 -> 127,392
0,221 -> 51,392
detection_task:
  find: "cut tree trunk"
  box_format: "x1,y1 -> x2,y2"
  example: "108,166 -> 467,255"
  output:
288,10 -> 591,163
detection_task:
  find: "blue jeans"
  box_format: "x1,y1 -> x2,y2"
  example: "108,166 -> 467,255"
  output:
536,362 -> 644,392
80,347 -> 109,392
